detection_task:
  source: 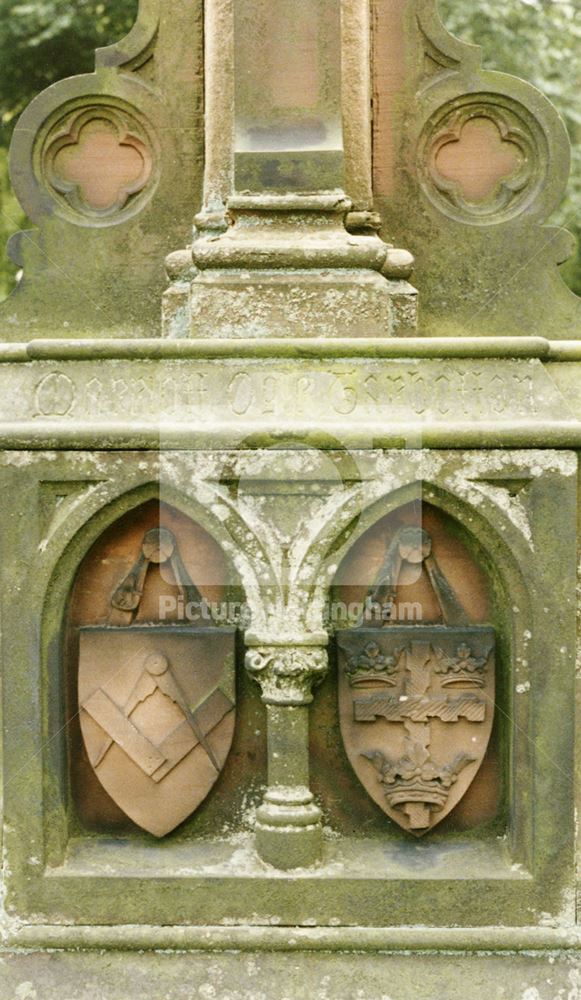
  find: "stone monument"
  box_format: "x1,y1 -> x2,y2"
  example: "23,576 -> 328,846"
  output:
0,0 -> 580,996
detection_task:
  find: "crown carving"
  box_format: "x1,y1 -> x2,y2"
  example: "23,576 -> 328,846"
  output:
433,643 -> 490,688
345,641 -> 403,688
362,739 -> 477,830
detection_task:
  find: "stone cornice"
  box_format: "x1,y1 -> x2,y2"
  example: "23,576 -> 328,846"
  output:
4,921 -> 581,953
1,337 -> 580,363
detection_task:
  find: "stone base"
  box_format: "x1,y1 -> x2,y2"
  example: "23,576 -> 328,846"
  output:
0,949 -> 579,999
161,282 -> 190,340
187,269 -> 418,339
254,787 -> 324,869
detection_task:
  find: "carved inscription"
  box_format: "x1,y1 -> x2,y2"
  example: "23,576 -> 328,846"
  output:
82,372 -> 209,419
34,372 -> 76,417
20,360 -> 544,424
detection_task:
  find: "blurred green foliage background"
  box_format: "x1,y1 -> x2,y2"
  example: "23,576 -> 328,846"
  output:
0,0 -> 580,300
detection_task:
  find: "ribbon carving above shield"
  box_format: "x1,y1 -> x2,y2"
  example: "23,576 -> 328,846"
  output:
78,528 -> 236,837
337,527 -> 495,835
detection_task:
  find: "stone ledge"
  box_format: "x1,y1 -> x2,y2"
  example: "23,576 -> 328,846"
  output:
2,922 -> 579,953
0,336 -> 560,362
0,420 -> 579,450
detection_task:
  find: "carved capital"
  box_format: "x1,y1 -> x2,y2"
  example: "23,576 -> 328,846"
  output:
245,643 -> 329,705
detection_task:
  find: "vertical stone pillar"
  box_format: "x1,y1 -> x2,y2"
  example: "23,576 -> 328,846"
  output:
198,0 -> 233,227
341,0 -> 373,213
163,0 -> 417,339
162,0 -> 233,335
232,0 -> 343,193
245,634 -> 328,869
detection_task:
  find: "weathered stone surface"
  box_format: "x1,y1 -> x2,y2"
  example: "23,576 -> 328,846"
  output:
372,0 -> 581,339
2,0 -> 578,341
0,447 -> 575,930
1,0 -> 580,993
0,354 -> 573,435
1,0 -> 205,339
3,951 -> 581,1000
188,271 -> 410,340
180,194 -> 418,341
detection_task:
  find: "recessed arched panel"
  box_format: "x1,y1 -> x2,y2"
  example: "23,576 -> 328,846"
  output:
311,498 -> 504,838
64,498 -> 238,837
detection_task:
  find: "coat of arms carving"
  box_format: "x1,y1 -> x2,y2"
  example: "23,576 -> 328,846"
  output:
78,528 -> 236,837
337,527 -> 495,834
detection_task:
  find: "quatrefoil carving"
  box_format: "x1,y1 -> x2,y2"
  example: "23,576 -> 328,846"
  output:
45,107 -> 153,217
425,104 -> 536,220
435,117 -> 523,202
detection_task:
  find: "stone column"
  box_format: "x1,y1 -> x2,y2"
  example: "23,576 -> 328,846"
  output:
232,0 -> 343,193
162,0 -> 417,340
200,0 -> 234,224
245,634 -> 328,869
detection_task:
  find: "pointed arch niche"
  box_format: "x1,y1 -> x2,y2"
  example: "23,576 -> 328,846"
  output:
311,494 -> 512,840
61,496 -> 264,838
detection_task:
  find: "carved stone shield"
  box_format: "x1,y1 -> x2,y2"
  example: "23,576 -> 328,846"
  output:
338,626 -> 495,835
79,625 -> 236,836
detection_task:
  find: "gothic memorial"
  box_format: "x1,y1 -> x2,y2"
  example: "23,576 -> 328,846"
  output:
0,1 -> 580,997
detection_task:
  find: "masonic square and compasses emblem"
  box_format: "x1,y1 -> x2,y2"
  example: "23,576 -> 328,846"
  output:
78,528 -> 236,837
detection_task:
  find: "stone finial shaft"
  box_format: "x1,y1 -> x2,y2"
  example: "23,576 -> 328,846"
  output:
233,0 -> 343,193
